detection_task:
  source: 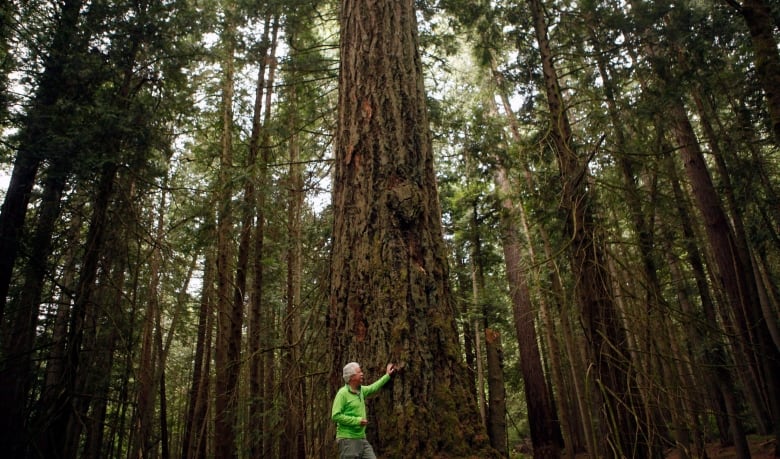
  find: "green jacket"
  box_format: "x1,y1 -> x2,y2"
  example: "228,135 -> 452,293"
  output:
331,374 -> 391,439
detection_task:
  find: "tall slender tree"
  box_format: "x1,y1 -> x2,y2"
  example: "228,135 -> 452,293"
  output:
0,0 -> 84,325
0,0 -> 13,124
213,2 -> 241,456
281,23 -> 306,459
524,0 -> 653,455
248,13 -> 280,457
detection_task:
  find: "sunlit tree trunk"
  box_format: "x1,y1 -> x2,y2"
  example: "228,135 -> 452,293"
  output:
329,0 -> 496,456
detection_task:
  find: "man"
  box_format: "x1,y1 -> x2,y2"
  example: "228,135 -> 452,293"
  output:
331,362 -> 395,459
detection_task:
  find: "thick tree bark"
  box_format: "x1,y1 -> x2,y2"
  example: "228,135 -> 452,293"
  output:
329,0 -> 496,456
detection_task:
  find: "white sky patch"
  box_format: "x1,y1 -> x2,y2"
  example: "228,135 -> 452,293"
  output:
0,165 -> 10,201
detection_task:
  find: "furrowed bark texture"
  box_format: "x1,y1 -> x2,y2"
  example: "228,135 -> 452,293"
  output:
329,0 -> 495,457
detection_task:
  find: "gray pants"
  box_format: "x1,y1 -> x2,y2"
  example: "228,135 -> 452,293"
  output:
337,438 -> 376,459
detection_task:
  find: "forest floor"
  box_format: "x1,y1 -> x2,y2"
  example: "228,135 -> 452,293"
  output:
664,435 -> 776,459
512,435 -> 776,458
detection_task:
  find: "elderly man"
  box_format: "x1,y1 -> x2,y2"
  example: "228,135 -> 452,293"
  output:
331,362 -> 396,459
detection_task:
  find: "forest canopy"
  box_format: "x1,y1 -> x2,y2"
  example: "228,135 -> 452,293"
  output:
0,0 -> 779,458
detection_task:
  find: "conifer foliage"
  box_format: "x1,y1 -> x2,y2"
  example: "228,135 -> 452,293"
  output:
0,0 -> 779,458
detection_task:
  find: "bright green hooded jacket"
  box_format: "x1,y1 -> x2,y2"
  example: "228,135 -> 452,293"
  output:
331,373 -> 391,439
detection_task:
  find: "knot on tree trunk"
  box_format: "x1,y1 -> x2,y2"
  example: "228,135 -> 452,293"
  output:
386,181 -> 422,224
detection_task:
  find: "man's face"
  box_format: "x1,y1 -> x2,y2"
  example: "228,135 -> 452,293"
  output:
350,366 -> 364,385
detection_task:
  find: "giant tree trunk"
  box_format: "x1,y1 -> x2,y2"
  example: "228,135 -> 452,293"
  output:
329,0 -> 495,456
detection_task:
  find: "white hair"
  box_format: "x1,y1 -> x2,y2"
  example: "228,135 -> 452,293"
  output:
343,362 -> 360,384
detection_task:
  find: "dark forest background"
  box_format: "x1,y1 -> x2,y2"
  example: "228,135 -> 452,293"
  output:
0,0 -> 779,458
